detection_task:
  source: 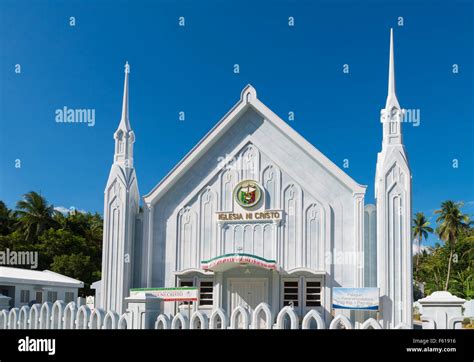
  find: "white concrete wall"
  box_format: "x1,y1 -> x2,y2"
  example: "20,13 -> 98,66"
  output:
6,283 -> 79,308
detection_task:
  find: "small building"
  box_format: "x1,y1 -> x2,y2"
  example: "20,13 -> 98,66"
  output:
0,266 -> 84,308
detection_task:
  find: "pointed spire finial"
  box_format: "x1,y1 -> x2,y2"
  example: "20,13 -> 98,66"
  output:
388,28 -> 395,96
119,61 -> 131,131
385,28 -> 400,109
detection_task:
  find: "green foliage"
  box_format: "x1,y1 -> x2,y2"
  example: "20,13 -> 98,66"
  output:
412,212 -> 434,273
434,201 -> 471,291
415,226 -> 473,299
0,201 -> 16,235
413,212 -> 434,242
0,193 -> 102,296
15,191 -> 59,242
50,253 -> 101,287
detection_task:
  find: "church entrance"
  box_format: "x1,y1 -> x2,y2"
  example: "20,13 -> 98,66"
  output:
228,278 -> 268,317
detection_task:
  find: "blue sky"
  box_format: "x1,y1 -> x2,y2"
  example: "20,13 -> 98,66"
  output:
0,0 -> 473,247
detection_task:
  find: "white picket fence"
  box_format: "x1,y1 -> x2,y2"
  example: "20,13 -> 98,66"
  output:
0,300 -> 412,330
0,301 -> 128,330
153,304 -> 411,330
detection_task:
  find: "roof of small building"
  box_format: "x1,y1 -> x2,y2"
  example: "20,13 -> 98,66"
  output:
0,266 -> 84,288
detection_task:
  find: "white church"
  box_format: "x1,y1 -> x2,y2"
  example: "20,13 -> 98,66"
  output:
98,29 -> 412,329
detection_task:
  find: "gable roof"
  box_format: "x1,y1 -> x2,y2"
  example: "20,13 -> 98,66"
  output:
143,85 -> 366,205
0,266 -> 84,288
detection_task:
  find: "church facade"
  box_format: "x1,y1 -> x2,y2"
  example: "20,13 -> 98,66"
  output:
99,29 -> 412,329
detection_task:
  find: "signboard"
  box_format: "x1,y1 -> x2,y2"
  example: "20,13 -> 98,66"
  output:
201,253 -> 279,272
215,179 -> 283,224
129,287 -> 198,302
332,287 -> 379,311
216,211 -> 282,223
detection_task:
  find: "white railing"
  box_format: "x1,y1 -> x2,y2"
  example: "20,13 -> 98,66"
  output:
153,303 -> 400,330
0,300 -> 425,330
0,301 -> 127,330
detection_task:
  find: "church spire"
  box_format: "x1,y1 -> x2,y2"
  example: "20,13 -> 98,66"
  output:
375,28 -> 412,329
113,61 -> 135,168
101,60 -> 139,314
118,61 -> 131,132
385,28 -> 400,110
380,28 -> 403,147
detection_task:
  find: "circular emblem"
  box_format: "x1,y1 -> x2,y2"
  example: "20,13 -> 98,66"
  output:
234,180 -> 261,208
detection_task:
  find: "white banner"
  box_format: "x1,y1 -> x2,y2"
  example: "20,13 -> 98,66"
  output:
332,287 -> 379,310
130,287 -> 198,302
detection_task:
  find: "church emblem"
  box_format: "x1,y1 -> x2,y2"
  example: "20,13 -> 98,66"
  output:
234,180 -> 261,208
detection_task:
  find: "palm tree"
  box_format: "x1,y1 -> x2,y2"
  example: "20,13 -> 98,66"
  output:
435,201 -> 471,291
16,191 -> 58,241
412,212 -> 433,270
0,200 -> 16,235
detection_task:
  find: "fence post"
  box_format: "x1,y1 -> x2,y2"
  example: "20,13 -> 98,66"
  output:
125,293 -> 161,329
418,291 -> 465,329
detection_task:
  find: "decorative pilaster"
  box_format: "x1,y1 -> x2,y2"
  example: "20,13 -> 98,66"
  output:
353,192 -> 365,288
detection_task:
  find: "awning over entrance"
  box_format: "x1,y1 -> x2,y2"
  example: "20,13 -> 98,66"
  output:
201,253 -> 279,272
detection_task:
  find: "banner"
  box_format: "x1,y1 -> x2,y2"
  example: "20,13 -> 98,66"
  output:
201,253 -> 278,271
130,287 -> 198,302
332,287 -> 379,310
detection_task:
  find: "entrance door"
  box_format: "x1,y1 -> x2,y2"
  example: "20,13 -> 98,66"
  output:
229,278 -> 268,315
